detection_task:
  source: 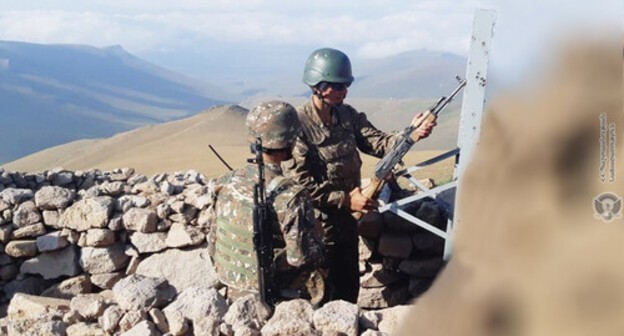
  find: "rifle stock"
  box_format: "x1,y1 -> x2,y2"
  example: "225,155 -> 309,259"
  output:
353,177 -> 384,220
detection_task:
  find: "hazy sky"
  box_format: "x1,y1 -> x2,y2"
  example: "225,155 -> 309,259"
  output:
0,0 -> 621,84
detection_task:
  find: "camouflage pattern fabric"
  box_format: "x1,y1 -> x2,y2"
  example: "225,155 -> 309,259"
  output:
208,162 -> 324,295
285,99 -> 400,303
286,99 -> 399,211
246,100 -> 300,149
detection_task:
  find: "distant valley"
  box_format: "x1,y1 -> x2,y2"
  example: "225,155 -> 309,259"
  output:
0,40 -> 466,169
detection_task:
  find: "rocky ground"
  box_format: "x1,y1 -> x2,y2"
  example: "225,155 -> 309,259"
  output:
0,167 -> 447,335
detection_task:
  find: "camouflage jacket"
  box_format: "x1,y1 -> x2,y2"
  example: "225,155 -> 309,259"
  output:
207,162 -> 324,292
285,99 -> 399,211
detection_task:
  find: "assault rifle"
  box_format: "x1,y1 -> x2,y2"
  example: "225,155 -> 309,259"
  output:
248,138 -> 277,307
354,77 -> 466,220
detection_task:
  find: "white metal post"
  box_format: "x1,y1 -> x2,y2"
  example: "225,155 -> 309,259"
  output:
444,9 -> 496,259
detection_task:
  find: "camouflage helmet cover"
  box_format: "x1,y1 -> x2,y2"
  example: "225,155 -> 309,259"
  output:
302,47 -> 354,87
246,100 -> 300,149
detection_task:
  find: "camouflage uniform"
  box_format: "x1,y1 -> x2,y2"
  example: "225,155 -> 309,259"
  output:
208,161 -> 324,300
286,99 -> 399,303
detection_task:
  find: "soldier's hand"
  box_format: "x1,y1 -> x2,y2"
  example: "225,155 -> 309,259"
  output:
348,187 -> 377,212
412,112 -> 437,140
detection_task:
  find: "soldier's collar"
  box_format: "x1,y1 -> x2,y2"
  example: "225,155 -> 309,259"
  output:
265,162 -> 283,175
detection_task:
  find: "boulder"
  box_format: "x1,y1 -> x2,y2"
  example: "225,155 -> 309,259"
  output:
120,320 -> 160,336
50,171 -> 74,187
165,310 -> 189,336
398,257 -> 444,277
358,212 -> 384,239
122,208 -> 157,233
165,222 -> 205,248
129,232 -> 168,254
79,243 -> 130,274
12,201 -> 41,228
0,224 -> 12,243
148,308 -> 169,334
378,232 -> 412,258
66,322 -> 107,336
70,294 -> 107,321
194,316 -> 220,336
359,310 -> 382,330
7,293 -> 70,320
135,247 -> 219,292
223,294 -> 271,332
408,277 -> 434,297
377,305 -> 412,335
410,232 -> 445,256
112,274 -> 176,311
34,186 -> 76,210
99,305 -> 125,333
41,275 -> 92,299
91,272 -> 124,290
0,199 -> 9,212
21,245 -> 80,279
313,300 -> 359,336
98,181 -> 125,196
118,310 -> 147,333
360,264 -> 405,288
5,315 -> 68,336
12,223 -> 46,239
163,287 -> 227,323
3,276 -> 51,301
59,197 -> 113,231
261,299 -> 315,336
357,284 -> 410,309
0,188 -> 33,205
81,229 -> 116,247
116,195 -> 149,212
42,210 -> 61,228
0,263 -> 18,281
5,240 -> 38,258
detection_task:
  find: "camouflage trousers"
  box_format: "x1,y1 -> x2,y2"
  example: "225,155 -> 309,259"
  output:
223,268 -> 326,306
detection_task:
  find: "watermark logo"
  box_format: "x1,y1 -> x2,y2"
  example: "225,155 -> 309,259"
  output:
599,113 -> 617,183
593,192 -> 622,223
595,113 -> 619,223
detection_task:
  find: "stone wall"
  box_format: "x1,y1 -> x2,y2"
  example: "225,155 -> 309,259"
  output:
0,167 -> 446,335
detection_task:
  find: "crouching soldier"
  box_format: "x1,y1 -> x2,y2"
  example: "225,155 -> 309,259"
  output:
207,101 -> 325,306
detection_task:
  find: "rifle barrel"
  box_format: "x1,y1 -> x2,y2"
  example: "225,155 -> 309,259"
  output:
209,144 -> 234,171
432,79 -> 466,116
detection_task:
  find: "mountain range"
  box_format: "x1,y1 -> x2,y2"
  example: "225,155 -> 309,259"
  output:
0,40 -> 467,167
0,41 -> 231,163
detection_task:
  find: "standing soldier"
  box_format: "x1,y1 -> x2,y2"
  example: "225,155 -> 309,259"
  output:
208,101 -> 325,304
286,48 -> 436,303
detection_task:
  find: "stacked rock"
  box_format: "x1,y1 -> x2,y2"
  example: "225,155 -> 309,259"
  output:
356,181 -> 448,309
0,167 -> 447,335
0,167 -> 215,312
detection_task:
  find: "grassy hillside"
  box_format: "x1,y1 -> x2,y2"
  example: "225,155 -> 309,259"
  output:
3,103 -> 457,182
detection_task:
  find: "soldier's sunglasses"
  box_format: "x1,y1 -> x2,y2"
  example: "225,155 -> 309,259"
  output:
318,82 -> 350,91
263,142 -> 294,154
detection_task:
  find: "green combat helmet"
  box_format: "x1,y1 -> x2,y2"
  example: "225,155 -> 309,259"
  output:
302,48 -> 354,87
246,100 -> 300,149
